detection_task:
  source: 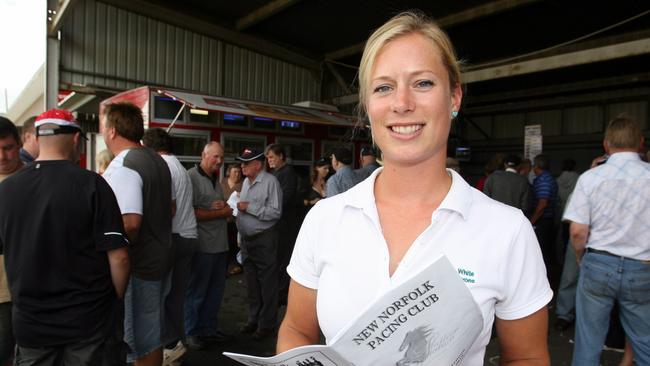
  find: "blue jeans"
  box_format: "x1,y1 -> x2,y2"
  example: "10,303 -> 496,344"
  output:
556,242 -> 579,322
184,251 -> 228,337
573,251 -> 650,365
124,275 -> 170,363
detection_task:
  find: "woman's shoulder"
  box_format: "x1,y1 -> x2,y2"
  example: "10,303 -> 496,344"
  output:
469,186 -> 529,226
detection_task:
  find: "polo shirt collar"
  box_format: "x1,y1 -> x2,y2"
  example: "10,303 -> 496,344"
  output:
196,163 -> 218,186
344,167 -> 472,220
607,151 -> 641,164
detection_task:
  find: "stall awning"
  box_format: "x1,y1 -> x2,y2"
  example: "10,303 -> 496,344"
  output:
159,89 -> 357,127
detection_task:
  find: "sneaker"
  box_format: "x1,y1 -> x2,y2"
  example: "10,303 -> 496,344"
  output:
183,335 -> 205,351
163,341 -> 187,366
240,323 -> 257,334
252,327 -> 275,341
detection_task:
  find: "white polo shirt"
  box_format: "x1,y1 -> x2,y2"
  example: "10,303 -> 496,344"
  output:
288,168 -> 552,365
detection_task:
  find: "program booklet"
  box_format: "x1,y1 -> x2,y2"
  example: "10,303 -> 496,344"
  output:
224,255 -> 483,366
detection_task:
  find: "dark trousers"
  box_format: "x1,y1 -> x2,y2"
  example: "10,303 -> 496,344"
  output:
184,251 -> 228,336
0,302 -> 14,364
226,222 -> 240,268
15,328 -> 108,366
102,299 -> 125,366
534,217 -> 556,266
276,216 -> 298,306
240,227 -> 278,330
163,234 -> 196,344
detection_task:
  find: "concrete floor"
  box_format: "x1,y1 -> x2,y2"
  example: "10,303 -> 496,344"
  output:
179,271 -> 627,366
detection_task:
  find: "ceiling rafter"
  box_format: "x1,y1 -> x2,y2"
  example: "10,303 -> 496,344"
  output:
328,37 -> 650,105
324,0 -> 540,61
236,0 -> 302,31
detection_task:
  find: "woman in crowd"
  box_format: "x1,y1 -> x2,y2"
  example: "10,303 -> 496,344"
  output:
303,157 -> 330,211
278,11 -> 552,365
95,148 -> 114,175
220,163 -> 244,275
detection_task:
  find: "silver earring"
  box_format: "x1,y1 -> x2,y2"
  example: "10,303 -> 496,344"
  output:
452,111 -> 459,118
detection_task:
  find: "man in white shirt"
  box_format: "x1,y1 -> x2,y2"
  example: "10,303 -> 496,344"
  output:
563,116 -> 650,365
142,128 -> 198,361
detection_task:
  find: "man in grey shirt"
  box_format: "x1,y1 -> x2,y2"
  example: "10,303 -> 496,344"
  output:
483,154 -> 531,212
185,142 -> 233,350
326,147 -> 358,197
236,147 -> 282,340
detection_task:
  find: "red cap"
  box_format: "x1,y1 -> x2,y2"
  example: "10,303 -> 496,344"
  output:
35,109 -> 81,130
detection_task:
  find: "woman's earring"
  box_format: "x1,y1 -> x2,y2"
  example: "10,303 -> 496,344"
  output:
452,110 -> 459,118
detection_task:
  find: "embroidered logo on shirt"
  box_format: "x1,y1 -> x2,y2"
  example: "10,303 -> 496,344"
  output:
457,268 -> 476,283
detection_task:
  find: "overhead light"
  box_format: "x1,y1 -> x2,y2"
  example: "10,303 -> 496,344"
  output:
190,108 -> 208,115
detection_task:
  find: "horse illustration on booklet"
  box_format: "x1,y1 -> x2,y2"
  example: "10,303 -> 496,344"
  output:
397,326 -> 433,366
295,356 -> 324,366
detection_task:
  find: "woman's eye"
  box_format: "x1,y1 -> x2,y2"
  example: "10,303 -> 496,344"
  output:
373,85 -> 391,93
415,80 -> 434,88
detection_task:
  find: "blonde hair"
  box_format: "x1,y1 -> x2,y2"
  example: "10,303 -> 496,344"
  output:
358,11 -> 462,119
605,116 -> 642,150
96,149 -> 114,174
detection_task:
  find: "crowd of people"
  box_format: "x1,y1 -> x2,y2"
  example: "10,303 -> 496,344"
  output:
0,101 -> 382,366
478,125 -> 649,365
0,9 -> 648,366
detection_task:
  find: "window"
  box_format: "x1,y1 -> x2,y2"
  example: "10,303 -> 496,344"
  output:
169,129 -> 210,165
279,120 -> 302,133
328,125 -> 352,139
276,138 -> 314,165
253,117 -> 276,130
223,113 -> 249,128
189,108 -> 220,124
153,96 -> 185,121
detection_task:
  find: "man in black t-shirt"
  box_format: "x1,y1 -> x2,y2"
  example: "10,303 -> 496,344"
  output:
0,109 -> 130,366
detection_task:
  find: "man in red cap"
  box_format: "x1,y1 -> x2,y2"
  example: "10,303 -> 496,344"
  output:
0,109 -> 130,366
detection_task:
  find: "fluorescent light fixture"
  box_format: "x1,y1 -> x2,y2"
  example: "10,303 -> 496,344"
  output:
190,108 -> 209,115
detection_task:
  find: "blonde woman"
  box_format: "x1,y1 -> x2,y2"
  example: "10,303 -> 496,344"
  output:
95,148 -> 114,175
278,11 -> 551,365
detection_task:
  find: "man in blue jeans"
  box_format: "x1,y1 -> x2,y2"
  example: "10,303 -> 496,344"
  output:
554,239 -> 579,331
185,142 -> 233,350
563,116 -> 650,365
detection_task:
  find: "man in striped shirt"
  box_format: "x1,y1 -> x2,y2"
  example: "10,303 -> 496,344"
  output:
530,154 -> 558,266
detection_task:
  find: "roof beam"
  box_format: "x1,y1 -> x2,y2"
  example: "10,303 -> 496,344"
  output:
325,0 -> 540,61
463,37 -> 650,83
236,0 -> 302,31
329,38 -> 650,106
48,0 -> 79,36
98,0 -> 319,71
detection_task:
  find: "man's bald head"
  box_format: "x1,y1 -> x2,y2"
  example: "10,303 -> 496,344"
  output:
200,141 -> 224,176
